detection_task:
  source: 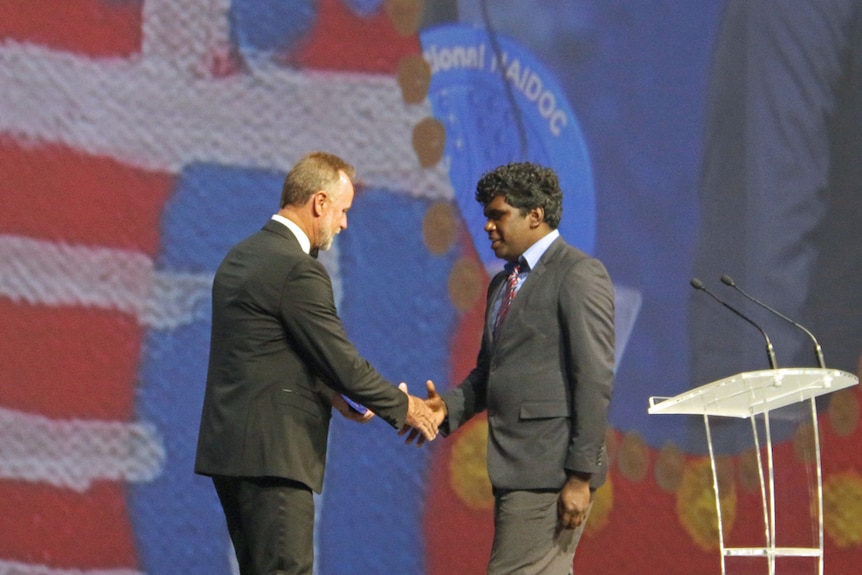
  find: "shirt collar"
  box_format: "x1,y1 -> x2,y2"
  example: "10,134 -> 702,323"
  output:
271,214 -> 311,255
518,229 -> 560,271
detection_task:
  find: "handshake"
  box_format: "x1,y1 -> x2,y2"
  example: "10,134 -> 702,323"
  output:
398,380 -> 448,445
331,380 -> 447,444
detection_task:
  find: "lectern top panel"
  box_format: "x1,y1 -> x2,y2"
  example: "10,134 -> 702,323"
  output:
648,368 -> 858,418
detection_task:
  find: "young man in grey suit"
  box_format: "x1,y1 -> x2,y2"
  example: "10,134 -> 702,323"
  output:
195,151 -> 438,575
413,161 -> 615,574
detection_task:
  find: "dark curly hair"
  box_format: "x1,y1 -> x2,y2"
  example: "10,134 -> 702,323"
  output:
474,162 -> 563,229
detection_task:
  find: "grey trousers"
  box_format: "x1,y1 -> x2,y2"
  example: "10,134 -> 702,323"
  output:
488,489 -> 592,575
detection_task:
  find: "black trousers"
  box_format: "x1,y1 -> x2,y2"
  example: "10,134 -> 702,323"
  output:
212,475 -> 315,575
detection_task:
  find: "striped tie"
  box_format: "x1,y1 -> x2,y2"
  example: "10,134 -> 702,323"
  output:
493,263 -> 521,340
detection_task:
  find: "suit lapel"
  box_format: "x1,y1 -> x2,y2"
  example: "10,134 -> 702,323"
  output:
488,236 -> 566,342
485,271 -> 508,338
505,236 -> 564,316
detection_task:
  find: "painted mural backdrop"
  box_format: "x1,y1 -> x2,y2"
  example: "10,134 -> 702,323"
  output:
1,1 -> 860,574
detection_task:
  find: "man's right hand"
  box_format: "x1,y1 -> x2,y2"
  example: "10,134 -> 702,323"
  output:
399,381 -> 446,446
399,382 -> 438,442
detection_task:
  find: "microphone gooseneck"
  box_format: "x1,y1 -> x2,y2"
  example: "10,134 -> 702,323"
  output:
691,278 -> 778,370
720,274 -> 825,368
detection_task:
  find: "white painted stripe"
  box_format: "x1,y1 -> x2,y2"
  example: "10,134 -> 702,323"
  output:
0,559 -> 142,575
0,234 -> 356,329
142,269 -> 214,330
140,0 -> 232,68
0,43 -> 453,202
0,235 -> 208,329
0,235 -> 154,315
0,406 -> 164,493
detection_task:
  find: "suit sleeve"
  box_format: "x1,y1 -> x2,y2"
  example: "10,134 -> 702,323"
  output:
440,274 -> 503,434
278,257 -> 408,429
441,336 -> 491,435
561,257 -> 615,476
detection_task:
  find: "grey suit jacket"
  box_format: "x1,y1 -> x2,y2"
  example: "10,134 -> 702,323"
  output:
194,220 -> 408,493
442,236 -> 615,491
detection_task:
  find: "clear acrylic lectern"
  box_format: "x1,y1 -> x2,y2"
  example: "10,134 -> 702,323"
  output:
648,368 -> 859,575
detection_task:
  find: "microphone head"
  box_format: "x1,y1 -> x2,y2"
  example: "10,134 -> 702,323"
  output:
690,278 -> 705,290
720,274 -> 736,287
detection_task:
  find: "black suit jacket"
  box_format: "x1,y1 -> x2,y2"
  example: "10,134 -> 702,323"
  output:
194,220 -> 408,493
442,236 -> 615,490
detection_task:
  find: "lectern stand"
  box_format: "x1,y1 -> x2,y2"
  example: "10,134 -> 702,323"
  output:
648,368 -> 858,574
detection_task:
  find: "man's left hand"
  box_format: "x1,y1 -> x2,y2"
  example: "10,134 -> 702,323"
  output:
558,474 -> 592,530
332,393 -> 375,423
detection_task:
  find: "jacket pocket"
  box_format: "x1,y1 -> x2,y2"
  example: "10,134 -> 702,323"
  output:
276,387 -> 325,419
519,401 -> 569,420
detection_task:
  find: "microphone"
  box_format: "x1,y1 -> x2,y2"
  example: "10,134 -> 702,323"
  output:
720,274 -> 825,368
690,278 -> 778,369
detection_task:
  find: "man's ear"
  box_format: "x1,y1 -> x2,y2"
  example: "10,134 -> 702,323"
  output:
312,191 -> 328,217
529,206 -> 545,228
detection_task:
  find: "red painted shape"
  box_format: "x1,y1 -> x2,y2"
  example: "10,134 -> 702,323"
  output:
0,139 -> 172,255
0,300 -> 142,419
0,0 -> 143,58
292,0 -> 421,73
0,480 -> 138,568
